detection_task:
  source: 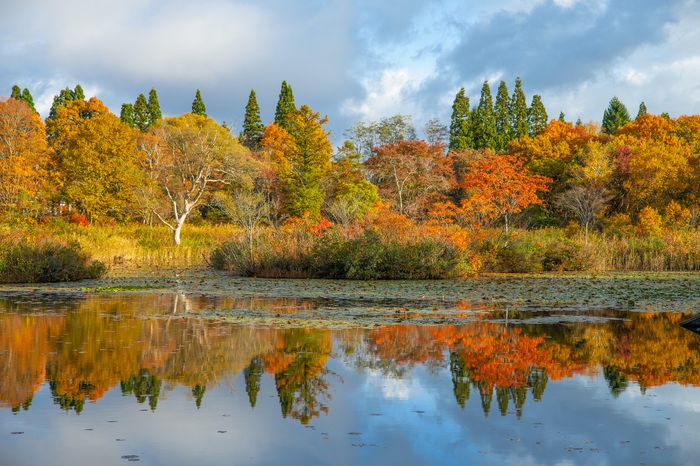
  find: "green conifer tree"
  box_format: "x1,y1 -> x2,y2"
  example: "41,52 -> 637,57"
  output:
274,81 -> 297,130
575,118 -> 583,127
20,88 -> 35,111
74,84 -> 85,101
471,81 -> 496,150
602,96 -> 630,135
120,103 -> 135,128
147,88 -> 162,126
661,112 -> 670,119
133,94 -> 150,131
242,89 -> 264,150
449,87 -> 472,151
558,112 -> 566,123
636,102 -> 647,119
494,80 -> 510,152
49,88 -> 76,119
528,94 -> 548,136
191,89 -> 207,117
509,77 -> 529,140
10,85 -> 21,100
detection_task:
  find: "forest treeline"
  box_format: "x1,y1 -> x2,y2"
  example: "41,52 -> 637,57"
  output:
2,79 -> 700,274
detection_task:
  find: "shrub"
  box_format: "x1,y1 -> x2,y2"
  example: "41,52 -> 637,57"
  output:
0,242 -> 107,283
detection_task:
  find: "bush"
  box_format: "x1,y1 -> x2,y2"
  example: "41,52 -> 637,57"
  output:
0,242 -> 107,283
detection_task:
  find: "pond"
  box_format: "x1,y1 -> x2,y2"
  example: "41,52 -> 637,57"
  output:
2,273 -> 700,465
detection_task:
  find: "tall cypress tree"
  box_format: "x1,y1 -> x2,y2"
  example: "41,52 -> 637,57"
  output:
558,112 -> 566,123
636,101 -> 647,119
10,85 -> 21,100
49,88 -> 76,119
509,77 -> 529,140
74,84 -> 85,101
147,88 -> 162,126
528,94 -> 548,136
274,81 -> 296,130
449,87 -> 472,151
493,80 -> 510,152
20,88 -> 35,111
191,89 -> 207,117
133,94 -> 150,131
602,96 -> 630,135
471,81 -> 496,150
242,89 -> 264,150
120,103 -> 135,128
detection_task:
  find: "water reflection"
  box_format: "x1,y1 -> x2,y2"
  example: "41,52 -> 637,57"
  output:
1,292 -> 699,424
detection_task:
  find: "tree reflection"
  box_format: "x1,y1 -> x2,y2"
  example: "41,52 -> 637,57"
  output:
2,293 -> 700,420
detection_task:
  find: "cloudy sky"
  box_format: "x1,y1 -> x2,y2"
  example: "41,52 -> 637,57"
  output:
2,0 -> 699,142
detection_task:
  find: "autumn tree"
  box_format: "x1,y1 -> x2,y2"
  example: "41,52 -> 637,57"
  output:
344,115 -> 417,160
146,113 -> 256,244
242,89 -> 264,150
274,81 -> 296,130
191,89 -> 207,117
449,87 -> 472,151
494,80 -> 510,152
471,81 -> 496,150
602,96 -> 630,135
510,77 -> 529,140
46,97 -> 142,222
556,185 -> 611,240
365,139 -> 455,218
0,98 -> 51,219
461,153 -> 551,235
423,117 -> 448,147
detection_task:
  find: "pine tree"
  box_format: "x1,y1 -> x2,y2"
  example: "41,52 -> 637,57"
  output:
10,85 -> 21,100
191,89 -> 207,117
575,118 -> 583,127
147,88 -> 162,126
133,94 -> 150,131
494,80 -> 510,152
602,96 -> 630,135
509,77 -> 529,140
242,89 -> 264,150
471,81 -> 496,150
449,87 -> 472,151
528,94 -> 548,137
661,112 -> 670,119
20,89 -> 35,111
558,112 -> 566,123
120,103 -> 135,128
274,81 -> 296,130
74,84 -> 85,101
636,102 -> 647,119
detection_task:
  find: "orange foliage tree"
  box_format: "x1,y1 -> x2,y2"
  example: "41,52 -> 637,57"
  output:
460,153 -> 551,234
0,98 -> 51,220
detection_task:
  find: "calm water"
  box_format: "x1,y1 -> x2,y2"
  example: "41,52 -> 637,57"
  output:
1,289 -> 700,465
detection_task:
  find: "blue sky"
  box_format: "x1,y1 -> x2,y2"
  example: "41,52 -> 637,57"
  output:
2,0 -> 699,142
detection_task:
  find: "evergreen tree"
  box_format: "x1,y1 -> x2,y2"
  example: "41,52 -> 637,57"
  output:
74,84 -> 85,101
449,87 -> 472,151
575,118 -> 583,127
661,112 -> 670,119
274,80 -> 296,130
147,88 -> 162,126
471,81 -> 496,150
20,88 -> 35,111
509,77 -> 529,140
120,103 -> 135,128
558,111 -> 566,123
636,101 -> 647,119
133,94 -> 150,131
528,94 -> 548,137
191,89 -> 207,117
242,89 -> 264,150
602,96 -> 630,135
49,88 -> 76,119
493,80 -> 510,152
10,85 -> 21,100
